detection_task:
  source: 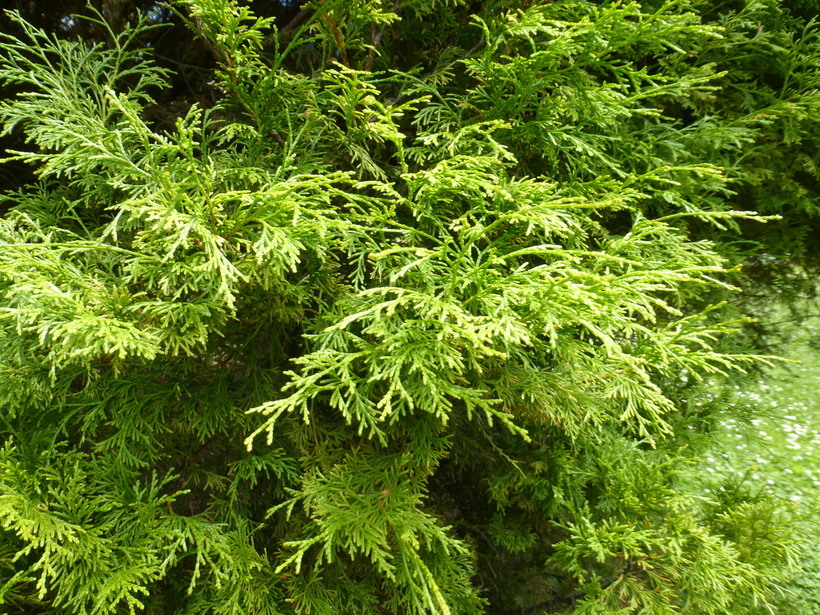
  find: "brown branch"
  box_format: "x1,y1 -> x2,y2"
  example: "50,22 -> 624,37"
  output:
323,13 -> 349,68
190,15 -> 230,67
283,7 -> 312,33
365,0 -> 401,72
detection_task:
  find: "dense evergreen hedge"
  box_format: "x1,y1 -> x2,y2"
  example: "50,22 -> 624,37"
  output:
0,1 -> 817,613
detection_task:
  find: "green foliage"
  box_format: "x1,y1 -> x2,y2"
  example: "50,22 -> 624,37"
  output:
0,1 -> 816,613
686,305 -> 820,615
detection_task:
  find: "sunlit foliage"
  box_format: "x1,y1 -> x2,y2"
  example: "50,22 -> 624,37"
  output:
0,1 -> 817,613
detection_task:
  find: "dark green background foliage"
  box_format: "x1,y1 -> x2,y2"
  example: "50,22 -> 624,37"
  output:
0,1 -> 817,613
